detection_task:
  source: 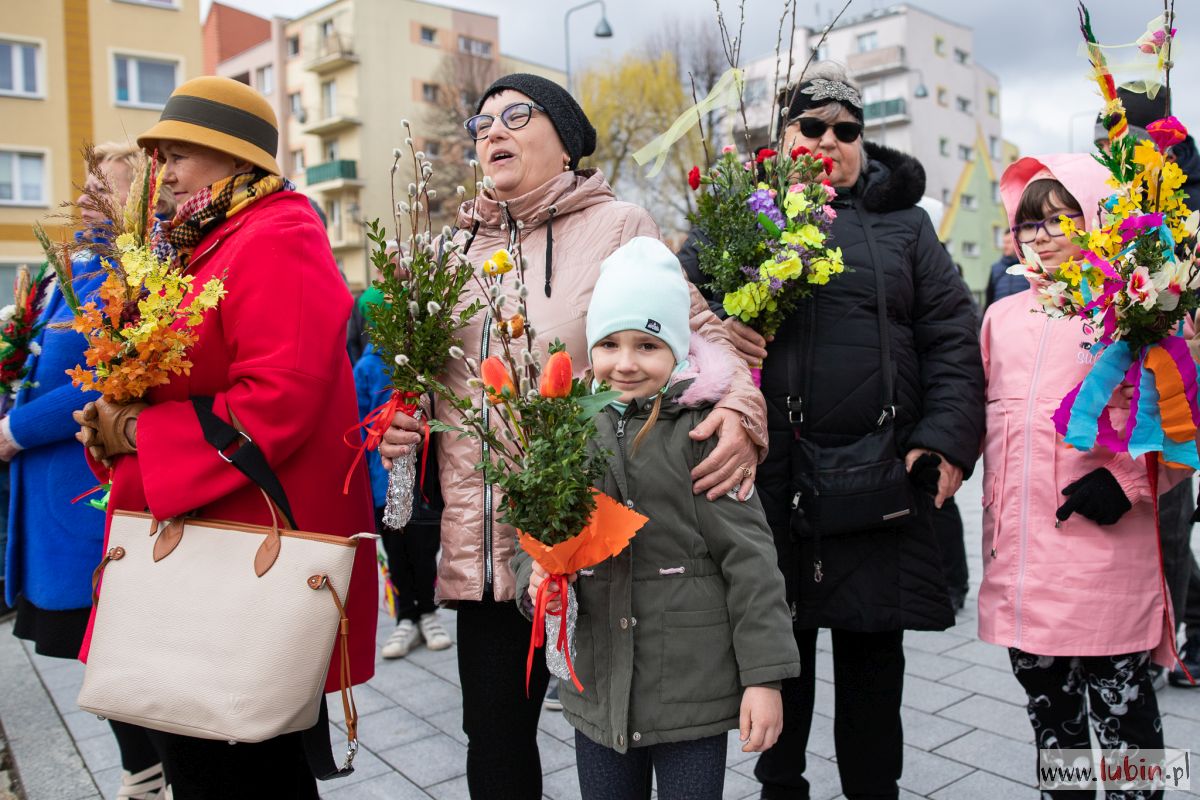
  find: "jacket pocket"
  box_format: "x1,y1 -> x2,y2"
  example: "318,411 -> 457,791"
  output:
562,612 -> 597,704
660,607 -> 739,704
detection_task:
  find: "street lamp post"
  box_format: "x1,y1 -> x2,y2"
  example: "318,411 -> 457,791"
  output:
564,0 -> 613,93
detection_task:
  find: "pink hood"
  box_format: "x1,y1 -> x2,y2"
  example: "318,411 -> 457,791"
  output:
999,153 -> 1112,232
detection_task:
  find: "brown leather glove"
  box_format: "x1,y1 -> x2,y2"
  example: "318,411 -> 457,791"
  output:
73,399 -> 146,465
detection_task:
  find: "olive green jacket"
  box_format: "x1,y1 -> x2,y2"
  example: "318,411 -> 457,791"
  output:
513,334 -> 799,753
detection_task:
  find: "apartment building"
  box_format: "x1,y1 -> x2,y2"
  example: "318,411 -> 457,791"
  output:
204,3 -> 289,170
268,0 -> 563,288
741,4 -> 1012,295
0,0 -> 202,301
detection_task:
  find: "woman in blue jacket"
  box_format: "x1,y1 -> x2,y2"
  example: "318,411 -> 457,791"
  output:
1,143 -> 166,800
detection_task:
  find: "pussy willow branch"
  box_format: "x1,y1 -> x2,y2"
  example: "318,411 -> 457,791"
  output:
689,73 -> 712,169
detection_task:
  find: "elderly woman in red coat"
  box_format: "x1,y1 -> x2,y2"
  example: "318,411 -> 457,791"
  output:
74,76 -> 376,800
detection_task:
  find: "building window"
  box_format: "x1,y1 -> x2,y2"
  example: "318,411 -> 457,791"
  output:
326,198 -> 341,231
941,188 -> 951,205
993,225 -> 1006,249
0,150 -> 46,206
286,35 -> 300,57
425,140 -> 441,158
0,39 -> 41,97
292,149 -> 306,172
954,48 -> 970,65
936,86 -> 948,106
323,138 -> 339,162
255,65 -> 273,95
987,90 -> 999,116
991,180 -> 1000,203
856,32 -> 877,53
934,35 -> 945,56
320,80 -> 336,118
938,137 -> 950,157
114,54 -> 178,108
422,83 -> 439,103
320,19 -> 336,39
958,144 -> 973,161
955,96 -> 971,114
960,194 -> 978,211
988,135 -> 1000,159
962,241 -> 980,258
289,91 -> 303,118
815,44 -> 829,62
420,26 -> 437,45
458,36 -> 492,58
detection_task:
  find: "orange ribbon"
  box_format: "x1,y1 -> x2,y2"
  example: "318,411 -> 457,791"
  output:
342,390 -> 429,496
526,573 -> 584,697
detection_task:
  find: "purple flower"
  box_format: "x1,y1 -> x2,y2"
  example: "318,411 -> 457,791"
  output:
747,189 -> 785,230
768,277 -> 783,292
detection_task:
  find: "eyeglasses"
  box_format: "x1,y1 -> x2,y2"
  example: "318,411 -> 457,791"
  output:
1010,213 -> 1084,244
794,117 -> 864,143
463,102 -> 547,141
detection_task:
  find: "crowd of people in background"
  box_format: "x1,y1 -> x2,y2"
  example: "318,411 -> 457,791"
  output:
0,51 -> 1197,800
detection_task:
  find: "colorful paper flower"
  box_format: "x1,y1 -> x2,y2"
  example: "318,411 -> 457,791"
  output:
1146,116 -> 1187,151
688,165 -> 701,191
480,356 -> 515,404
538,350 -> 573,398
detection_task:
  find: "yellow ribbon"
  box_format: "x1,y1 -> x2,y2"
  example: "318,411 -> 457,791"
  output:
632,67 -> 745,178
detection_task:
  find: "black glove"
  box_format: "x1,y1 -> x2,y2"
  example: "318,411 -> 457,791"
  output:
908,452 -> 942,497
1056,468 -> 1132,526
1190,485 -> 1200,524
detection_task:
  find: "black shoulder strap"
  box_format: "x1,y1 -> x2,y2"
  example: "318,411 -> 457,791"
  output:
191,396 -> 298,530
855,202 -> 896,420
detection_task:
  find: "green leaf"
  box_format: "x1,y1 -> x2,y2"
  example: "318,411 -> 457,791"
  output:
756,211 -> 781,238
576,390 -> 621,421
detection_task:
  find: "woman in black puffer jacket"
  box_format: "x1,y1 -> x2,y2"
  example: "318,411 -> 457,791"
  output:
679,65 -> 984,800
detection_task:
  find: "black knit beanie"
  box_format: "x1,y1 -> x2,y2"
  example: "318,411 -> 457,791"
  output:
476,73 -> 597,169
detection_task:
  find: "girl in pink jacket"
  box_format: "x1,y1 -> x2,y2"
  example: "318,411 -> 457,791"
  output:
980,153 -> 1183,783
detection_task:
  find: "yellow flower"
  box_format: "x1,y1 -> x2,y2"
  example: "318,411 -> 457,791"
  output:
722,281 -> 774,322
783,191 -> 811,220
115,232 -> 137,252
1059,259 -> 1082,286
1132,139 -> 1163,170
761,255 -> 804,282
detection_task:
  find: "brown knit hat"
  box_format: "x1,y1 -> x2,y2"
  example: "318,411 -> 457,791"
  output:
137,76 -> 280,174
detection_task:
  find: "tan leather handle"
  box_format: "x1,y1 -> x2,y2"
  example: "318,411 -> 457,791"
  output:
308,574 -> 358,772
91,546 -> 126,605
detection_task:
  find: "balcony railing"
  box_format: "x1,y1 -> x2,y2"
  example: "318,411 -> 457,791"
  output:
301,96 -> 361,136
306,159 -> 360,186
847,45 -> 907,79
863,98 -> 908,121
306,33 -> 358,73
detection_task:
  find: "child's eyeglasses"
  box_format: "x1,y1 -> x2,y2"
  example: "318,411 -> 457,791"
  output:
794,117 -> 864,143
463,102 -> 547,141
1010,214 -> 1084,244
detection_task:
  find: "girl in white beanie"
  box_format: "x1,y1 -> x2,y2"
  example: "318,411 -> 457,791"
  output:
513,237 -> 800,800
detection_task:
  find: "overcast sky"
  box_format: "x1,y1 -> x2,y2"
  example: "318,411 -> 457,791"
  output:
199,0 -> 1198,157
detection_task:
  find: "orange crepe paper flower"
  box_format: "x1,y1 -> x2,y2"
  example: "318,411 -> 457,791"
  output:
480,356 -> 516,404
539,350 -> 573,399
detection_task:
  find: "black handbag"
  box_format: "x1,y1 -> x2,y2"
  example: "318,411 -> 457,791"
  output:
789,202 -> 915,548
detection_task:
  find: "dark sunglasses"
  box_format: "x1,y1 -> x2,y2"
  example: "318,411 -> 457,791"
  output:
794,117 -> 864,143
463,102 -> 546,141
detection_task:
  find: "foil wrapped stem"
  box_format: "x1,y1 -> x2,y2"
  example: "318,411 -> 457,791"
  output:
381,408 -> 422,530
544,582 -> 578,682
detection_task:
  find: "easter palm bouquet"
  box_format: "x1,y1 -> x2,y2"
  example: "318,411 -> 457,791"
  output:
420,243 -> 646,695
1029,3 -> 1200,471
688,144 -> 846,385
350,123 -> 482,528
0,263 -> 54,409
34,148 -> 226,404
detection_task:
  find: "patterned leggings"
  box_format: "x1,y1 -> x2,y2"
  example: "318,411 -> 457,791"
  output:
1008,648 -> 1164,800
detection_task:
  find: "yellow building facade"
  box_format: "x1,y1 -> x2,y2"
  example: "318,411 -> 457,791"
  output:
0,0 -> 202,295
282,0 -> 563,289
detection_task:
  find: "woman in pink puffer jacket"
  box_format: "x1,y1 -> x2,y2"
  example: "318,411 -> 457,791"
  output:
979,153 -> 1186,783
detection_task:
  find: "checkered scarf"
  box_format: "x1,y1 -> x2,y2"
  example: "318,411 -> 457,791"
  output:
164,170 -> 292,265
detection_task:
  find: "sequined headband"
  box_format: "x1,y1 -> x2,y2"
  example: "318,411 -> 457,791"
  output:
779,78 -> 865,123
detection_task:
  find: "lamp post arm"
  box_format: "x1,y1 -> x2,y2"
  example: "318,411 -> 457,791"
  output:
563,0 -> 607,93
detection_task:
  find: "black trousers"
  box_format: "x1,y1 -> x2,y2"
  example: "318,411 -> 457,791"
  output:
575,729 -> 728,800
755,628 -> 905,800
376,508 -> 439,622
932,496 -> 969,600
154,729 -> 318,800
1159,480 -> 1200,629
1008,648 -> 1163,800
457,595 -> 551,800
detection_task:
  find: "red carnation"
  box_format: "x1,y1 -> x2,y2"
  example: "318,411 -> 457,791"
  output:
756,148 -> 778,164
687,165 -> 701,190
822,156 -> 834,174
790,145 -> 810,159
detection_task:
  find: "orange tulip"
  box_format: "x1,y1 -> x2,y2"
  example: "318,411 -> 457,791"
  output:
480,356 -> 515,404
539,350 -> 573,399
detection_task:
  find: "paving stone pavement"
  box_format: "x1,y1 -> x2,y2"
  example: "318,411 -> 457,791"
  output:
2,471 -> 1198,799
